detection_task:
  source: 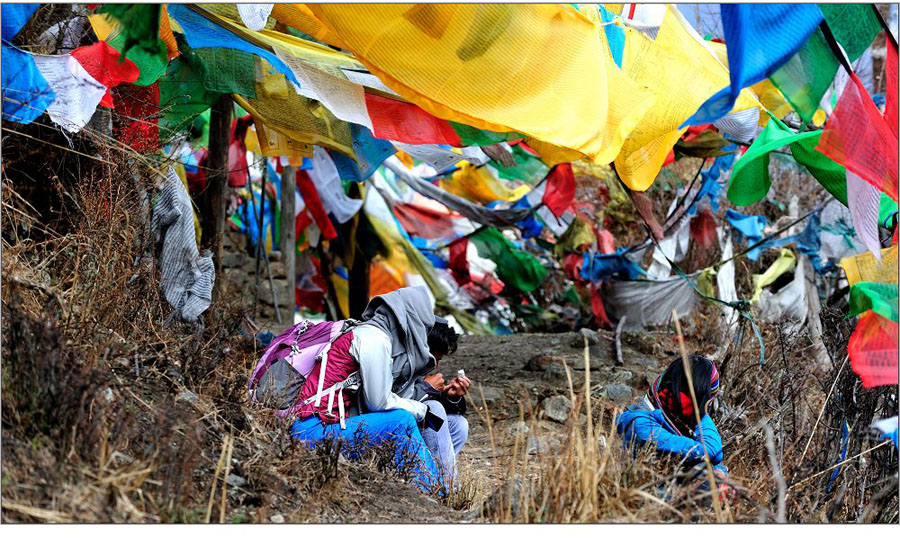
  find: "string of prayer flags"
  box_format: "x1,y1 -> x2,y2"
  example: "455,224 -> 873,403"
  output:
166,3 -> 300,87
307,3 -> 654,164
685,4 -> 823,126
817,73 -> 899,203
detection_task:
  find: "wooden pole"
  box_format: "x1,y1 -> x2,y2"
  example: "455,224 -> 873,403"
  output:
203,95 -> 232,273
280,165 -> 297,323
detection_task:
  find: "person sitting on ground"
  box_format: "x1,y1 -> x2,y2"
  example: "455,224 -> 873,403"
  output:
290,287 -> 469,493
414,320 -> 470,486
615,355 -> 727,483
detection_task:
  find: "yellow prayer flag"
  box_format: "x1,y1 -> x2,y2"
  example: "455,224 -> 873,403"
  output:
306,3 -> 654,164
841,246 -> 898,286
614,6 -> 759,191
751,249 -> 796,303
440,163 -> 530,204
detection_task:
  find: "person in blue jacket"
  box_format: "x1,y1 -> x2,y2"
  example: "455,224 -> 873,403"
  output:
616,355 -> 728,480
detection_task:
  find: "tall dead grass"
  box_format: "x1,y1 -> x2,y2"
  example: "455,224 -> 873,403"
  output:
472,315 -> 897,523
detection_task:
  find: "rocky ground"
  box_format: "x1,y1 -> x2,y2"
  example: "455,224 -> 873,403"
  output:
444,331 -> 667,516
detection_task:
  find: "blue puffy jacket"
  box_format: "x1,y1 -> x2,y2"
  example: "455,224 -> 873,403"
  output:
615,400 -> 724,467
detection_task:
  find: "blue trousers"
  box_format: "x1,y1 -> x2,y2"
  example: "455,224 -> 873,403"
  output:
421,400 -> 469,486
291,409 -> 443,494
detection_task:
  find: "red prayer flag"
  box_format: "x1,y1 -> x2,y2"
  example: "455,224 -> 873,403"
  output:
227,115 -> 253,188
71,41 -> 139,108
632,190 -> 664,241
392,202 -> 460,240
884,38 -> 898,139
589,282 -> 613,329
563,253 -> 585,281
542,163 -> 576,216
296,170 -> 337,240
848,310 -> 899,388
114,83 -> 159,153
690,208 -> 718,249
448,237 -> 470,286
364,92 -> 461,146
817,73 -> 899,203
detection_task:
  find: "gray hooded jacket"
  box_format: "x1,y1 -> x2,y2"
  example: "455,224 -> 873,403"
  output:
360,286 -> 436,400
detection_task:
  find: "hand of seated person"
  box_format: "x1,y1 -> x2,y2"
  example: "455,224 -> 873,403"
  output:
443,376 -> 471,398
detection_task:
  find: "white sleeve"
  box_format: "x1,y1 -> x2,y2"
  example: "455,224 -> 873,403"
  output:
351,326 -> 427,421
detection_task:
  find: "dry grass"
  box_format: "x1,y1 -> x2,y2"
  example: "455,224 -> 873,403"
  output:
0,119 -> 456,523
471,316 -> 897,523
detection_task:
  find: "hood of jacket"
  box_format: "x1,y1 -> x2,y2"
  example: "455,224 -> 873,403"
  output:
361,286 -> 436,398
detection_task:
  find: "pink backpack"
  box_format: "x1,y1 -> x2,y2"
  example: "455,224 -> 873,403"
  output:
248,319 -> 359,420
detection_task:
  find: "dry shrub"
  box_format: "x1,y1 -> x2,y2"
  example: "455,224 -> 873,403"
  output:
0,119 -> 398,523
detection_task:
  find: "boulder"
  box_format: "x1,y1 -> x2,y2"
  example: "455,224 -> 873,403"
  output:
526,435 -> 549,455
570,328 -> 600,348
601,384 -> 634,404
524,354 -> 565,372
541,395 -> 573,423
475,386 -> 504,405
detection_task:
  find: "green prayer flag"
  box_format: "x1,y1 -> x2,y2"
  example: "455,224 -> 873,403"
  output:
471,228 -> 547,293
788,130 -> 848,205
769,28 -> 838,125
99,5 -> 169,87
820,4 -> 882,62
769,5 -> 880,126
448,121 -> 522,147
191,47 -> 258,98
492,145 -> 549,182
728,118 -> 809,205
158,56 -> 221,142
728,117 -> 858,207
848,282 -> 899,323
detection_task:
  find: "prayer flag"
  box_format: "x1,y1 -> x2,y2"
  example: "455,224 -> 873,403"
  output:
848,310 -> 899,388
685,4 -> 823,126
817,73 -> 899,203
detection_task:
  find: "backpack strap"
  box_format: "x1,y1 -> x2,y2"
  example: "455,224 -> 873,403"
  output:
303,371 -> 361,430
313,343 -> 330,407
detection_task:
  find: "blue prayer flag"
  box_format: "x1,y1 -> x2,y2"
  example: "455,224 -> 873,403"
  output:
684,4 -> 823,126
